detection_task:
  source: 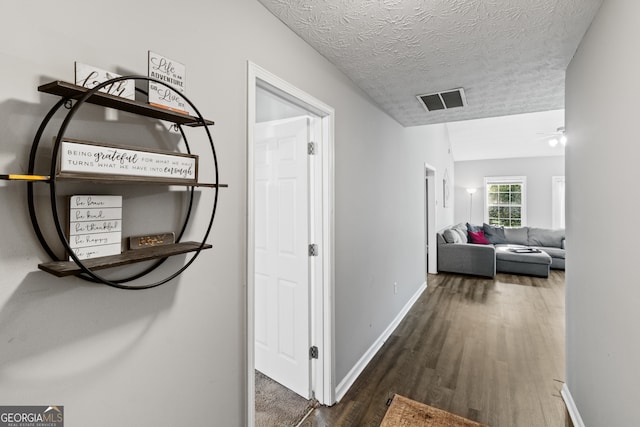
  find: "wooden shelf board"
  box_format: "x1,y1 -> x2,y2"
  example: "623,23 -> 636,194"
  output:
55,173 -> 227,188
196,183 -> 228,188
38,241 -> 212,277
38,81 -> 214,127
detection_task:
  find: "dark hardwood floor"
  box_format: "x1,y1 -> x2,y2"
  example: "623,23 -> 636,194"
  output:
300,271 -> 571,427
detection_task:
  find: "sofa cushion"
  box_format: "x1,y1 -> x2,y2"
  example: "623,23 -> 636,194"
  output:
495,245 -> 552,265
528,227 -> 565,248
504,227 -> 529,245
532,246 -> 566,259
468,230 -> 490,245
452,223 -> 469,243
483,223 -> 507,244
443,229 -> 461,243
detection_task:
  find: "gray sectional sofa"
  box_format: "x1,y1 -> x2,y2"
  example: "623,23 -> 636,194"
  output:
437,223 -> 565,278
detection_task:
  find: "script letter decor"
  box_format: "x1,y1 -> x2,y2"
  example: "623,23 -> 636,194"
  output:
129,232 -> 176,250
74,62 -> 135,100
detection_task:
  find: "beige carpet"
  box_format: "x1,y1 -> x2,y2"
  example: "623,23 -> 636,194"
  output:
255,370 -> 316,427
380,395 -> 488,427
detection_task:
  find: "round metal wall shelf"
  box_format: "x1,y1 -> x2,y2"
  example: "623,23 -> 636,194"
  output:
27,75 -> 221,290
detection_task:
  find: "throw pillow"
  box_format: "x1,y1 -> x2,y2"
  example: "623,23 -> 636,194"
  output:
443,229 -> 461,244
452,223 -> 469,243
468,230 -> 490,245
453,228 -> 468,243
483,223 -> 507,244
466,223 -> 483,233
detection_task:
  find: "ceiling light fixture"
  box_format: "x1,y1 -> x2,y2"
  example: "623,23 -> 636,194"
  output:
548,127 -> 567,147
560,134 -> 568,146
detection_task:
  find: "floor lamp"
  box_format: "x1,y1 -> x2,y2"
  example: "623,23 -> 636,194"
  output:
466,188 -> 477,222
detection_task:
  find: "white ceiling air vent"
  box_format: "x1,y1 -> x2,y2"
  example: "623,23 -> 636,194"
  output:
417,88 -> 467,112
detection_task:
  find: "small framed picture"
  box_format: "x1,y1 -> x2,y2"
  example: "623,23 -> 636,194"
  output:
443,169 -> 450,208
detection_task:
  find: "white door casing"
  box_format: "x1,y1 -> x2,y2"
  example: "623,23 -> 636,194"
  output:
254,117 -> 311,399
247,62 -> 335,427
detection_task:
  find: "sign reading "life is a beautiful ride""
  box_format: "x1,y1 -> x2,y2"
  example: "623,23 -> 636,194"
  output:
58,139 -> 198,184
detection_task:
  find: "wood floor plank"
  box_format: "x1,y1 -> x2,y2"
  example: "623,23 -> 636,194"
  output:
302,271 -> 571,427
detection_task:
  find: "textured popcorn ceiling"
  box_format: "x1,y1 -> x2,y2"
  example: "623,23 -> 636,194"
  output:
258,0 -> 603,127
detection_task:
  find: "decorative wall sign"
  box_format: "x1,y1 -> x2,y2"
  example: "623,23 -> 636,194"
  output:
69,195 -> 122,260
148,51 -> 187,114
59,139 -> 198,183
129,232 -> 175,250
74,62 -> 135,100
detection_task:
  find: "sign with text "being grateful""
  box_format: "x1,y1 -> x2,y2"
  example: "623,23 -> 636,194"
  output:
59,139 -> 198,184
69,195 -> 122,260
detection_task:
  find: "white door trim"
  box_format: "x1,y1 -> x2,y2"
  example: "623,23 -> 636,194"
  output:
425,163 -> 437,274
247,62 -> 335,426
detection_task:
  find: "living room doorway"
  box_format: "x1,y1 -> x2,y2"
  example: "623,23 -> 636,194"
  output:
425,163 -> 437,275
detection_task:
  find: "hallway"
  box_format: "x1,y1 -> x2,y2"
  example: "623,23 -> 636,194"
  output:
301,271 -> 570,426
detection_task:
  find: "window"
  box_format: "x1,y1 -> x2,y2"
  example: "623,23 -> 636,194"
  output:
484,176 -> 526,227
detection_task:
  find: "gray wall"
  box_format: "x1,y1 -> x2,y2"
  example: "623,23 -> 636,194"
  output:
565,1 -> 640,425
454,156 -> 564,228
0,1 -> 452,425
334,122 -> 453,382
405,126 -> 456,233
335,123 -> 454,382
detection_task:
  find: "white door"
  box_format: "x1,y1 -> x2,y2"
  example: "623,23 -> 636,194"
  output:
254,116 -> 311,399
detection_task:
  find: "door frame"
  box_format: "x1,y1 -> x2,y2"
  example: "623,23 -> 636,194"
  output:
247,62 -> 335,426
552,175 -> 566,229
425,163 -> 437,274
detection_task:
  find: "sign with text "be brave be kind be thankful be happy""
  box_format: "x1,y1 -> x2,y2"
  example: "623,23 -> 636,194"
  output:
68,195 -> 122,260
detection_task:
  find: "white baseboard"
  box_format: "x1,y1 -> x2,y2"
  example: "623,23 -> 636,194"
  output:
334,281 -> 428,402
561,383 -> 586,427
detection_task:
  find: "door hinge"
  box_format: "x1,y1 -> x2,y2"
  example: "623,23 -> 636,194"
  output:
308,141 -> 317,155
308,244 -> 318,257
310,346 -> 319,359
